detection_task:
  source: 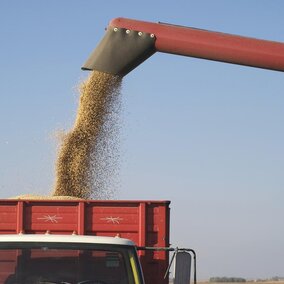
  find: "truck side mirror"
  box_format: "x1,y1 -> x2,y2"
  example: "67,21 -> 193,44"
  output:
174,251 -> 192,284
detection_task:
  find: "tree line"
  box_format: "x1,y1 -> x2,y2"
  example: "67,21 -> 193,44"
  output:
209,277 -> 246,282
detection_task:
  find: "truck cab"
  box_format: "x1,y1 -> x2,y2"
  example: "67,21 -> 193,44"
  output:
0,234 -> 143,284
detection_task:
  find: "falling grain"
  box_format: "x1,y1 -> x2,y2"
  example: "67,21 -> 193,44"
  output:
53,71 -> 122,199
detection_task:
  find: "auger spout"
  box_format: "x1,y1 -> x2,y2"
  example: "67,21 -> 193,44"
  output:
82,17 -> 284,76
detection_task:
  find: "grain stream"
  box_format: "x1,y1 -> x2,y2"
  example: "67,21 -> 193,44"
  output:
53,71 -> 122,199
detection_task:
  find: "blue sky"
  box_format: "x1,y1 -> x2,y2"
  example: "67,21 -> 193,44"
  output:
0,0 -> 283,280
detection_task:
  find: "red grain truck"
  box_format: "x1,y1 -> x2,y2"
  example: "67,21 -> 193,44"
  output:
0,199 -> 195,284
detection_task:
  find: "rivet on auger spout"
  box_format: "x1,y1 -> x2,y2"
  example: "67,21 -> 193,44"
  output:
82,27 -> 156,76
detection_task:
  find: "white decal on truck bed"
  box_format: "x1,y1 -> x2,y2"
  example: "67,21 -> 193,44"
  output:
37,215 -> 63,223
100,216 -> 123,224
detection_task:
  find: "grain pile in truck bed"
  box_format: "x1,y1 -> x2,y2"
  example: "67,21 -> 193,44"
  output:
10,195 -> 82,200
53,71 -> 122,199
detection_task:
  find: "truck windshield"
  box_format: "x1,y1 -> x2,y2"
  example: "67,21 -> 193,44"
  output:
0,242 -> 142,284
